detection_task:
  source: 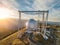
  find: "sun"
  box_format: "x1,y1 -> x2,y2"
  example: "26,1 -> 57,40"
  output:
0,8 -> 11,19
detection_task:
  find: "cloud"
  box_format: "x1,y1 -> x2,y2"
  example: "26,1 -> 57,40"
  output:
16,0 -> 34,11
33,0 -> 53,10
25,6 -> 34,11
48,8 -> 60,22
0,0 -> 19,18
31,0 -> 60,22
24,0 -> 32,5
0,0 -> 60,22
0,0 -> 19,10
21,13 -> 39,20
17,0 -> 60,22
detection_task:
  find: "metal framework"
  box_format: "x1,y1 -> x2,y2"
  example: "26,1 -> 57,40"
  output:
18,10 -> 49,38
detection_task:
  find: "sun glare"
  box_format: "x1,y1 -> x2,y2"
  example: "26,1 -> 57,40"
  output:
0,8 -> 11,19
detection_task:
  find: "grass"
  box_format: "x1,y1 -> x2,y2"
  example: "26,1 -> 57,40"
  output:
0,29 -> 17,40
0,26 -> 60,45
0,28 -> 26,45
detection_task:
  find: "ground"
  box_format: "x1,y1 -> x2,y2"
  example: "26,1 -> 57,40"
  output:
0,26 -> 60,45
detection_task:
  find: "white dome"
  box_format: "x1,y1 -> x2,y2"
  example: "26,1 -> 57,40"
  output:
26,19 -> 37,30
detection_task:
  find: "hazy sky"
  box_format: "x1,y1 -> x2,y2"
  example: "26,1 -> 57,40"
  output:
0,0 -> 60,22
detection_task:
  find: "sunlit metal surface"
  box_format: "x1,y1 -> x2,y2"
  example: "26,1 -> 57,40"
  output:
26,19 -> 37,30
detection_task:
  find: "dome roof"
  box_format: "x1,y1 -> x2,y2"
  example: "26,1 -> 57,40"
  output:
29,19 -> 36,23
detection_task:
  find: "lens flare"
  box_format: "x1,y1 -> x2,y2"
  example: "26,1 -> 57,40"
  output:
0,8 -> 11,19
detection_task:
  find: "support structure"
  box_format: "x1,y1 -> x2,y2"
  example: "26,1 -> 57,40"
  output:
18,10 -> 49,38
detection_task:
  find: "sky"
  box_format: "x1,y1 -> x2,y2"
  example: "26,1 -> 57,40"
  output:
0,0 -> 60,22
